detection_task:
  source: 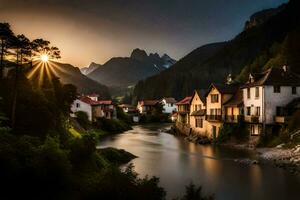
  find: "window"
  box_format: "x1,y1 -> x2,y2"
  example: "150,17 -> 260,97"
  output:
292,87 -> 297,95
247,88 -> 251,99
195,118 -> 203,128
246,107 -> 251,115
274,86 -> 281,93
255,107 -> 260,116
276,107 -> 284,116
255,87 -> 259,98
76,103 -> 80,108
211,94 -> 219,103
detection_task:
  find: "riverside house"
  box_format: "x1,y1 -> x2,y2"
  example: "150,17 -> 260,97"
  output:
176,96 -> 192,124
223,90 -> 244,123
160,97 -> 177,114
241,67 -> 300,141
137,100 -> 160,114
71,95 -> 116,121
205,83 -> 239,139
189,90 -> 207,137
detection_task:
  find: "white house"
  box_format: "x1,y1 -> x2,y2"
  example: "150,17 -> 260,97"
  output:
160,97 -> 177,113
71,96 -> 116,121
241,66 -> 300,137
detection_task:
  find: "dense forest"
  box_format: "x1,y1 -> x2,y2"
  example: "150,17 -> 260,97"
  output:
133,0 -> 300,101
0,23 -> 167,199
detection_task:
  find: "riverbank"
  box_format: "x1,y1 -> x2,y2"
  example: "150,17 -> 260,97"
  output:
257,146 -> 300,174
168,125 -> 300,174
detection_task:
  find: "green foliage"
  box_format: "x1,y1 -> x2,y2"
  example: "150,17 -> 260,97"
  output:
116,106 -> 132,124
174,183 -> 214,200
95,117 -> 132,134
75,111 -> 90,130
288,110 -> 300,132
217,124 -> 235,143
98,147 -> 137,165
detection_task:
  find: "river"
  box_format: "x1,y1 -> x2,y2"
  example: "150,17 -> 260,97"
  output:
97,123 -> 300,200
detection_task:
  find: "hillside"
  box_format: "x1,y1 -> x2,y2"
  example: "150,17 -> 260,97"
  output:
87,49 -> 176,87
133,0 -> 299,101
28,61 -> 111,99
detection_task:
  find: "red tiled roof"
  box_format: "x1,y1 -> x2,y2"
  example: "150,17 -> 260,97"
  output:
176,96 -> 192,105
79,96 -> 112,105
139,100 -> 159,106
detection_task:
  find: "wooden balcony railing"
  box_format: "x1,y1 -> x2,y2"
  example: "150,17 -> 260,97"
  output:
224,115 -> 242,123
244,115 -> 261,123
206,115 -> 222,122
274,116 -> 290,124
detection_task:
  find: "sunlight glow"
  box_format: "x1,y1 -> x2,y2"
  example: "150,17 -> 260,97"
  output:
40,54 -> 49,62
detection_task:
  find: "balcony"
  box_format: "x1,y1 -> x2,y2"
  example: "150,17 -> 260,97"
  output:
225,115 -> 241,123
206,115 -> 222,122
244,115 -> 261,123
274,116 -> 290,124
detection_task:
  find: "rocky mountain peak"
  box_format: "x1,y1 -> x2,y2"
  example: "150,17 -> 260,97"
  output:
130,48 -> 148,61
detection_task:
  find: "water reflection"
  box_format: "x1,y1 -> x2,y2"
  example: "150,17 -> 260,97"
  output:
98,124 -> 300,200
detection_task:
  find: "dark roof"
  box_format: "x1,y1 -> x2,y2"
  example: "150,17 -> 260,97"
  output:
224,90 -> 243,107
206,83 -> 239,96
162,97 -> 177,104
176,96 -> 192,105
242,67 -> 300,88
285,98 -> 300,110
138,100 -> 159,106
190,109 -> 206,116
191,89 -> 206,104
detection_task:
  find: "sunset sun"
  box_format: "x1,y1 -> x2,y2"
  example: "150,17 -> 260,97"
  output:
40,54 -> 49,62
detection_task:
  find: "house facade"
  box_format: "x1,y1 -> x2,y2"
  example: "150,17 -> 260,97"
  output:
71,96 -> 116,121
119,104 -> 136,113
242,67 -> 300,136
176,96 -> 192,124
137,100 -> 160,114
205,83 -> 239,139
189,90 -> 207,137
160,98 -> 177,113
223,90 -> 243,124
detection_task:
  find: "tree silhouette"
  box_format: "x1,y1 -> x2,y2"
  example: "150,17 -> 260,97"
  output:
0,23 -> 14,79
10,34 -> 31,128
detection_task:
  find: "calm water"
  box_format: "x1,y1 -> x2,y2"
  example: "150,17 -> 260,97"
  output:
97,124 -> 300,200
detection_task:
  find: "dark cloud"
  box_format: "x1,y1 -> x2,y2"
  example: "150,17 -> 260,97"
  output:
0,0 -> 287,66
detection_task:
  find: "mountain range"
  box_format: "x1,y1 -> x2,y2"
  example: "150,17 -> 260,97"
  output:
133,0 -> 300,101
28,61 -> 111,99
85,49 -> 176,87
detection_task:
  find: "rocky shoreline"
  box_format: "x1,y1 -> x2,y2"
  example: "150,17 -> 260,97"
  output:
166,126 -> 300,174
257,145 -> 300,174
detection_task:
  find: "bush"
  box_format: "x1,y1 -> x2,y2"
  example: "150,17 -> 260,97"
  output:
95,117 -> 132,133
173,183 -> 214,200
75,111 -> 90,129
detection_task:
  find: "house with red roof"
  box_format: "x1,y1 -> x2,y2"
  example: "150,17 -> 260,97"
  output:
176,96 -> 192,124
71,95 -> 116,121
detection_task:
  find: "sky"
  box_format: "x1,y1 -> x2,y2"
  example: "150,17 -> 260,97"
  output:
0,0 -> 287,67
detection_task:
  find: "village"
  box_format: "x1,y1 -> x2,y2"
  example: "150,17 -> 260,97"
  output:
71,66 -> 300,148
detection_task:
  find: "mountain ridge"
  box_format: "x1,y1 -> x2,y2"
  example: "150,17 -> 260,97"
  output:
87,49 -> 176,88
133,0 -> 300,101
